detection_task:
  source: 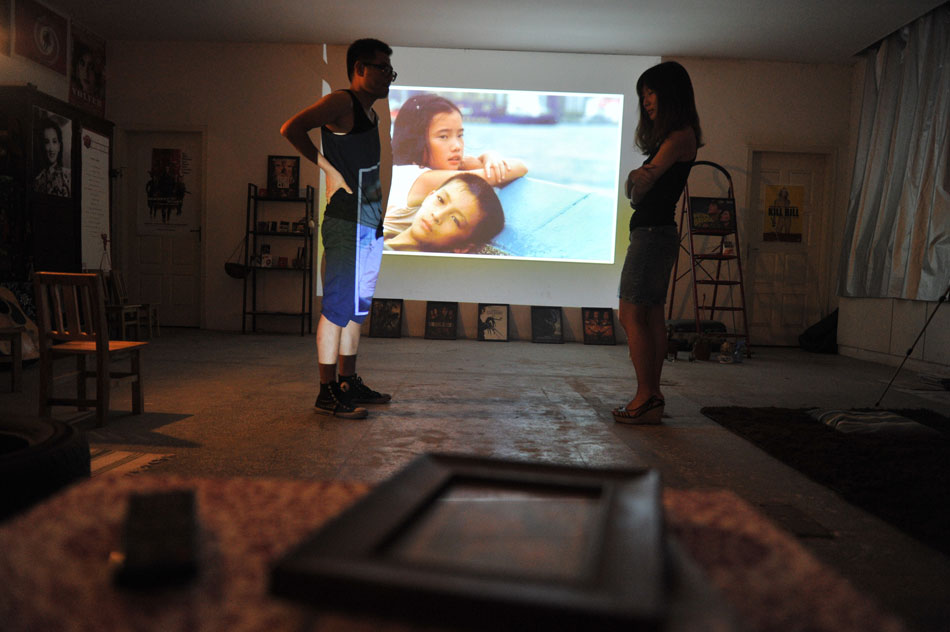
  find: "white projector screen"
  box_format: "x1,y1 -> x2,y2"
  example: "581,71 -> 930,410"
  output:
384,86 -> 623,264
370,47 -> 659,308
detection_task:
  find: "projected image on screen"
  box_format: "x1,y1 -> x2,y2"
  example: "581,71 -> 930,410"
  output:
384,87 -> 623,263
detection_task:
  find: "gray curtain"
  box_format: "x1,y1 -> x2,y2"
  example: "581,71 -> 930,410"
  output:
838,3 -> 950,300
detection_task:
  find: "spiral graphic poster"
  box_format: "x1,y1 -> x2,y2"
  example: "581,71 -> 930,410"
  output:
14,0 -> 67,75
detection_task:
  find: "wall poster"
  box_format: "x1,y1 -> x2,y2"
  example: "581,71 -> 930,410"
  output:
764,184 -> 804,243
69,25 -> 106,117
139,147 -> 193,234
80,128 -> 110,271
32,106 -> 72,198
14,0 -> 67,75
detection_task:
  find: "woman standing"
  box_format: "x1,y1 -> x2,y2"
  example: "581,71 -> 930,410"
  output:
614,61 -> 702,424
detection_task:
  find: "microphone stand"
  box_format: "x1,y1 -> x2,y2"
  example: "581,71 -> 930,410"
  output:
875,282 -> 950,407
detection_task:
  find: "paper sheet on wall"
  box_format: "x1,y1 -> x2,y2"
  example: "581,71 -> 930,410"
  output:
80,128 -> 111,270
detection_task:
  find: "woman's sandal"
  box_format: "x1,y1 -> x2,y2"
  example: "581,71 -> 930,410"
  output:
612,396 -> 664,425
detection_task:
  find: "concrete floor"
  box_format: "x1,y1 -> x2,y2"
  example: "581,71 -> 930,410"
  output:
2,329 -> 950,631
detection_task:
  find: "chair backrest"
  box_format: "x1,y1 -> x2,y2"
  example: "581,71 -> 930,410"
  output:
110,270 -> 130,305
33,272 -> 110,348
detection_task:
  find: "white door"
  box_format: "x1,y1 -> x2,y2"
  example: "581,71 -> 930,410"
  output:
746,150 -> 832,346
122,131 -> 202,327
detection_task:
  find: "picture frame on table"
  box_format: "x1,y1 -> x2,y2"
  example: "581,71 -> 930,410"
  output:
582,307 -> 616,345
424,301 -> 458,340
477,303 -> 509,342
531,306 -> 564,343
266,155 -> 300,198
369,298 -> 403,338
270,453 -> 667,631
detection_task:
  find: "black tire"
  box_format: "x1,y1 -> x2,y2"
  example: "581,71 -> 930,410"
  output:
0,417 -> 91,522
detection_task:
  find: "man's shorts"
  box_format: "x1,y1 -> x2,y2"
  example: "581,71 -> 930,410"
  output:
321,214 -> 383,327
619,225 -> 678,306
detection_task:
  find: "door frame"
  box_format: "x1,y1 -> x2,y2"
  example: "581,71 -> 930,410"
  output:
745,144 -> 839,324
114,126 -> 208,329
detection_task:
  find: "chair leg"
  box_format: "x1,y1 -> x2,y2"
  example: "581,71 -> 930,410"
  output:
97,350 -> 109,427
131,350 -> 144,415
38,353 -> 53,418
76,356 -> 88,411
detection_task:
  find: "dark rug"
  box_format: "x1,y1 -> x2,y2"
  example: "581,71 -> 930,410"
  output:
700,406 -> 950,556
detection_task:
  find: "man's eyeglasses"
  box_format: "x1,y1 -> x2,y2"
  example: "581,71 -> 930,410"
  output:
363,62 -> 397,82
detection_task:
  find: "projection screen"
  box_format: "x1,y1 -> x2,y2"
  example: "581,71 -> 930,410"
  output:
383,86 -> 623,264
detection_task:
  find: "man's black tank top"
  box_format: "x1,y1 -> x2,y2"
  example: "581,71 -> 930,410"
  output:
321,90 -> 381,224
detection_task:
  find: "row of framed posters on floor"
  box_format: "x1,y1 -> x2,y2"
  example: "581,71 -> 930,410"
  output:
368,299 -> 616,345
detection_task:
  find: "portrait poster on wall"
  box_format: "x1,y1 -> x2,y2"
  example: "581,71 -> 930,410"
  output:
141,148 -> 191,232
69,26 -> 106,117
369,298 -> 403,338
424,301 -> 458,340
266,155 -> 300,198
582,307 -> 615,345
531,306 -> 563,343
764,184 -> 804,243
477,303 -> 509,342
14,0 -> 67,75
32,106 -> 72,198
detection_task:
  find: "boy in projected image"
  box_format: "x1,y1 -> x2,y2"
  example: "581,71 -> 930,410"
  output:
388,93 -> 528,212
384,173 -> 504,253
280,38 -> 395,420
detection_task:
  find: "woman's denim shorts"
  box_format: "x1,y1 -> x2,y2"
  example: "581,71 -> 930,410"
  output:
619,225 -> 678,305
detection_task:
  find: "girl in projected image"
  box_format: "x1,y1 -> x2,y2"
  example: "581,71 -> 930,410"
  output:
387,94 -> 527,225
384,173 -> 504,253
613,61 -> 702,425
33,117 -> 71,197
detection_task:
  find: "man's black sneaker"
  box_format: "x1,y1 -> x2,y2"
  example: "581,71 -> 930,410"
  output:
340,374 -> 392,404
314,381 -> 368,419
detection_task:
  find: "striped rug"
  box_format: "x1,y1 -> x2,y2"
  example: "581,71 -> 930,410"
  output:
89,447 -> 174,477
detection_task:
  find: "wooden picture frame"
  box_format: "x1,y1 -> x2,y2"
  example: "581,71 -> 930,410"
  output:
424,301 -> 458,340
477,303 -> 509,341
271,453 -> 667,631
266,155 -> 300,198
689,196 -> 736,233
369,298 -> 403,338
582,307 -> 616,345
531,306 -> 563,343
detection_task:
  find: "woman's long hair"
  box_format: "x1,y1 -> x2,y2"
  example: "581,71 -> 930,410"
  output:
635,61 -> 703,154
392,94 -> 461,166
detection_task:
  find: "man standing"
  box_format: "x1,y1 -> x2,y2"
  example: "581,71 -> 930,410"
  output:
281,39 -> 396,419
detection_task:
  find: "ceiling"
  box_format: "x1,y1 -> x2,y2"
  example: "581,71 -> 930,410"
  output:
54,0 -> 943,64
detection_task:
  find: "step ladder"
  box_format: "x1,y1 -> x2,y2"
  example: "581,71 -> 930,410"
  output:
668,161 -> 751,352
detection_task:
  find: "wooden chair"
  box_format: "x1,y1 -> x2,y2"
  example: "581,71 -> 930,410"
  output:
104,269 -> 157,340
33,272 -> 149,427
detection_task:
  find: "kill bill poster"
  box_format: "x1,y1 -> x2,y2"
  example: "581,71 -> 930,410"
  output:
764,184 -> 803,243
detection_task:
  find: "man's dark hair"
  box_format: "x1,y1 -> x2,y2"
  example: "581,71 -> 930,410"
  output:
346,38 -> 393,80
392,94 -> 462,165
